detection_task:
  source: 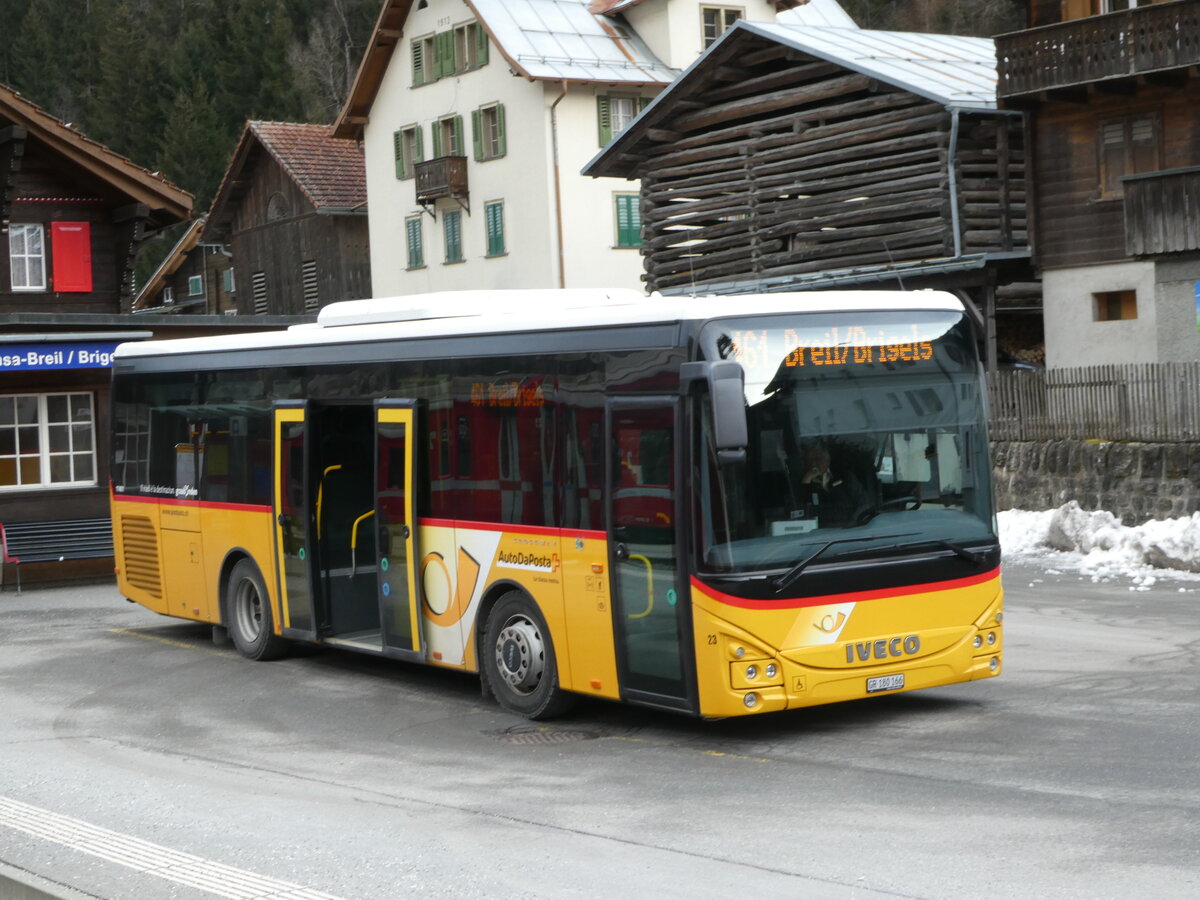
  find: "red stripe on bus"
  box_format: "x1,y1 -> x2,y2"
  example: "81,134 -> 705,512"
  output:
417,518 -> 605,541
692,568 -> 1001,610
113,494 -> 272,514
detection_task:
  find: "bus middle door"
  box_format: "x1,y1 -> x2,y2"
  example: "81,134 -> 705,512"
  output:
374,401 -> 422,660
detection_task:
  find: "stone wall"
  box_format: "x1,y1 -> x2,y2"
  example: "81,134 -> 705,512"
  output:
992,440 -> 1200,524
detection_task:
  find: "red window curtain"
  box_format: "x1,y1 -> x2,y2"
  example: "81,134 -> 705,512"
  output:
51,222 -> 93,292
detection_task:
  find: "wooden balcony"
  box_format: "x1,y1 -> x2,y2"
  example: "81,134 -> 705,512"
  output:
996,0 -> 1200,99
415,156 -> 468,208
1123,167 -> 1200,257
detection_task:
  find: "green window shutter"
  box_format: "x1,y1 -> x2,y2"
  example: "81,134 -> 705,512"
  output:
496,103 -> 506,157
414,124 -> 425,163
436,30 -> 454,78
639,96 -> 650,112
472,108 -> 483,161
486,201 -> 505,256
406,218 -> 423,269
597,95 -> 612,147
432,121 -> 443,159
393,130 -> 405,179
453,115 -> 464,155
412,39 -> 424,84
616,194 -> 641,248
444,210 -> 463,262
475,23 -> 489,66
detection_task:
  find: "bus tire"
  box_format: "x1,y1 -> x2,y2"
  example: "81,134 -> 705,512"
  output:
482,591 -> 574,720
227,559 -> 288,662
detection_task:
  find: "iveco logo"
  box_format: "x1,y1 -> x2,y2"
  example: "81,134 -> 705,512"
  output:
845,635 -> 921,663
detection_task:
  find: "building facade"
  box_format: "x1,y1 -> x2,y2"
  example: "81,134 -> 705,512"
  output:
1,83 -> 192,569
334,0 -> 805,297
207,122 -> 370,316
996,0 -> 1200,367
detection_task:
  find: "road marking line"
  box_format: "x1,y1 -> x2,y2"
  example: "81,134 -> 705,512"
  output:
107,627 -> 226,655
0,797 -> 344,900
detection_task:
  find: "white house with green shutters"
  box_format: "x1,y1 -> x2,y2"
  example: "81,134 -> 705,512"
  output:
334,0 -> 814,295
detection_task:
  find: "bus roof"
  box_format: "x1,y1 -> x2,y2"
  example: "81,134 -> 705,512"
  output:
114,289 -> 966,360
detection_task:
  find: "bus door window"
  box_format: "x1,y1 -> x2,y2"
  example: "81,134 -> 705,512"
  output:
610,402 -> 687,702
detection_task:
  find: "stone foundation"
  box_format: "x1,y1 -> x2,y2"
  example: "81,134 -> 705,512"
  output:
992,440 -> 1200,524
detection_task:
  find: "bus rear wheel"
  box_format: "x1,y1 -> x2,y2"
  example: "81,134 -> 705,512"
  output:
227,559 -> 288,661
483,592 -> 574,720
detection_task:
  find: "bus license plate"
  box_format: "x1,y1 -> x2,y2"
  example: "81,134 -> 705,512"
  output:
867,674 -> 905,693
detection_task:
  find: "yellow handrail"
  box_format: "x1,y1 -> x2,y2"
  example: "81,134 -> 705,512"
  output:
350,510 -> 375,578
315,464 -> 342,539
627,553 -> 654,619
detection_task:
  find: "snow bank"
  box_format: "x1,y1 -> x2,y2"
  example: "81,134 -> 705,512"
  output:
998,501 -> 1200,584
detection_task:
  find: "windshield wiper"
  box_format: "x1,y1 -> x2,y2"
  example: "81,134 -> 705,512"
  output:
926,539 -> 986,565
772,531 -> 920,593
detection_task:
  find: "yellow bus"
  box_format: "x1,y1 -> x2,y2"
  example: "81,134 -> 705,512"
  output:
110,289 -> 1002,719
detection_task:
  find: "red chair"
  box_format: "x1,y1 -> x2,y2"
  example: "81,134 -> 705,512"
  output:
0,523 -> 20,594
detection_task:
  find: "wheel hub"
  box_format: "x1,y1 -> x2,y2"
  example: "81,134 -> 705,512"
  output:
494,616 -> 544,695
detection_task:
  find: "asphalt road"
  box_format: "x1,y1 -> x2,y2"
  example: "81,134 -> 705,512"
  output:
1,560 -> 1198,900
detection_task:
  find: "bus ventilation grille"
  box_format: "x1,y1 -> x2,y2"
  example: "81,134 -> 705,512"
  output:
120,515 -> 162,598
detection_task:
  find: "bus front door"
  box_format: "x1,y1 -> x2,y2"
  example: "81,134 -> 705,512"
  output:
607,398 -> 694,711
273,403 -> 317,641
374,401 -> 422,660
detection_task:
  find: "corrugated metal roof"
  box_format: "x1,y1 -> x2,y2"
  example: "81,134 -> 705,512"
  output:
776,0 -> 858,29
473,0 -> 676,83
739,21 -> 996,109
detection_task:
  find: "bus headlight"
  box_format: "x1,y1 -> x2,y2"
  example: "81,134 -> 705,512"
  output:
989,657 -> 1000,672
744,693 -> 759,709
986,632 -> 997,645
745,664 -> 758,680
765,664 -> 778,679
973,635 -> 983,648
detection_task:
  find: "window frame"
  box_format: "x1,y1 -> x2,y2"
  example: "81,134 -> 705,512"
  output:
433,114 -> 465,158
484,200 -> 506,257
412,34 -> 437,86
701,5 -> 744,49
614,192 -> 642,249
0,392 -> 97,492
9,223 -> 47,292
222,267 -> 236,294
394,124 -> 424,179
597,94 -> 649,147
406,216 -> 425,270
443,209 -> 464,264
1098,112 -> 1160,198
1094,289 -> 1138,322
187,274 -> 204,297
473,103 -> 506,161
453,21 -> 489,73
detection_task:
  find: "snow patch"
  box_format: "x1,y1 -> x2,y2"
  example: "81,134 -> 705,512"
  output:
998,501 -> 1200,583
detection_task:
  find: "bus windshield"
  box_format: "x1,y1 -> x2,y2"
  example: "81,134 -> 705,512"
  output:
697,310 -> 996,578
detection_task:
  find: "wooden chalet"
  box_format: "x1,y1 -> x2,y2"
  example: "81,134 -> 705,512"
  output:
207,122 -> 370,316
133,216 -> 235,315
584,19 -> 1034,367
995,0 -> 1200,367
0,83 -> 191,583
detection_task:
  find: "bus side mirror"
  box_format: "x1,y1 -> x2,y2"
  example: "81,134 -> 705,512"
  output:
682,360 -> 747,465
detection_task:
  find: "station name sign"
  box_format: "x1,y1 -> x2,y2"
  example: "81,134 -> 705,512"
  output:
0,342 -> 121,372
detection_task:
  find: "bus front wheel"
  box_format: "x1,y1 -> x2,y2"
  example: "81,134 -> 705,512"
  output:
227,559 -> 288,661
483,592 -> 574,720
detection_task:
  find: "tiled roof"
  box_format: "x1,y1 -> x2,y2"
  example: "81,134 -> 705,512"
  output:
249,121 -> 367,210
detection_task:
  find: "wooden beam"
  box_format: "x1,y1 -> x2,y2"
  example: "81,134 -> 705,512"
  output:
646,128 -> 681,143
